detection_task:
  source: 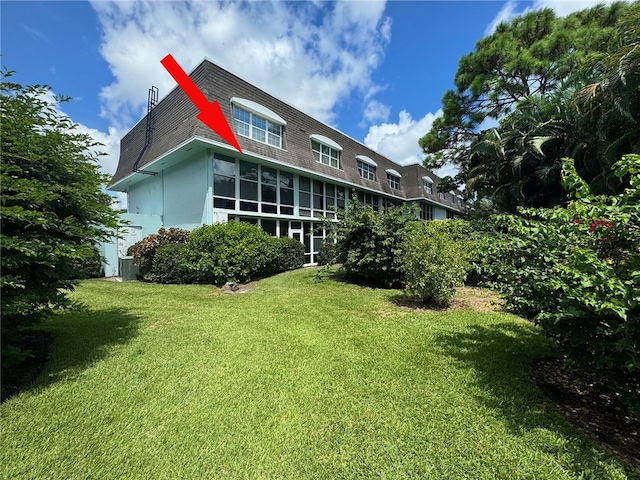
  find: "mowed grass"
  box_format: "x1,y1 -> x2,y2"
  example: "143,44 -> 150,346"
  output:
2,268 -> 637,479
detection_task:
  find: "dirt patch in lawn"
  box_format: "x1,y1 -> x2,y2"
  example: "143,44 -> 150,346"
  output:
220,281 -> 257,294
392,286 -> 504,313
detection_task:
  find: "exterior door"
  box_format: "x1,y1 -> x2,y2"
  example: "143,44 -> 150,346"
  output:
117,227 -> 142,258
289,228 -> 303,243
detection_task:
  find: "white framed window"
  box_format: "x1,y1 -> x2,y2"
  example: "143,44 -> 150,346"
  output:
358,160 -> 376,180
233,106 -> 282,148
357,155 -> 377,180
438,192 -> 444,200
386,168 -> 401,190
423,175 -> 433,194
310,134 -> 342,169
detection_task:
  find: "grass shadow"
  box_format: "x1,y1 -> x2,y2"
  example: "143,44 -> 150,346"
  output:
12,307 -> 140,398
431,321 -> 640,476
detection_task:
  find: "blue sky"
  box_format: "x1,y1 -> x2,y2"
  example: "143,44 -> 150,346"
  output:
2,0 -> 609,180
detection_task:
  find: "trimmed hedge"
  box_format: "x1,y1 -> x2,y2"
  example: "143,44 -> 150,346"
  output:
184,222 -> 280,285
316,241 -> 340,266
274,237 -> 305,271
150,243 -> 190,284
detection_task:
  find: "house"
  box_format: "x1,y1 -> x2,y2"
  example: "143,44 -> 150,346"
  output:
103,58 -> 464,276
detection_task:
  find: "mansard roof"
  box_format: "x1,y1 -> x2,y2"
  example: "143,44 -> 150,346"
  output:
110,58 -> 462,210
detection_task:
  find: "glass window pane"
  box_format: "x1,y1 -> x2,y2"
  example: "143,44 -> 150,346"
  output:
234,107 -> 250,123
325,184 -> 335,197
280,187 -> 294,205
268,123 -> 280,135
262,184 -> 277,203
313,181 -> 323,195
267,133 -> 280,147
261,219 -> 276,236
279,221 -> 289,237
311,140 -> 320,151
240,201 -> 258,212
261,204 -> 277,214
313,151 -> 321,162
299,192 -> 310,208
262,166 -> 277,185
279,171 -> 293,188
252,115 -> 266,130
299,209 -> 311,217
280,206 -> 293,215
235,121 -> 249,137
313,237 -> 323,253
252,128 -> 266,142
213,156 -> 236,176
299,176 -> 311,192
240,161 -> 259,180
214,175 -> 235,198
240,180 -> 258,201
214,197 -> 235,209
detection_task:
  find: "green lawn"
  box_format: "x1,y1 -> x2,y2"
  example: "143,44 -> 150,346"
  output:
1,268 -> 637,479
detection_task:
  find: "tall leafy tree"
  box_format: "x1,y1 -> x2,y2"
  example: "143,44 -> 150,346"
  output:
1,72 -> 120,364
420,2 -> 632,208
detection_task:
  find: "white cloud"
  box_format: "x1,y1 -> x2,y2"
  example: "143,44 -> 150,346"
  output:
486,0 -> 620,34
364,109 -> 440,166
362,100 -> 391,125
90,0 -> 391,129
485,0 -> 518,35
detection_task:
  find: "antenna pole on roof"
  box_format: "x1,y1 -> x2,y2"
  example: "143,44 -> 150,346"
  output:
132,86 -> 159,175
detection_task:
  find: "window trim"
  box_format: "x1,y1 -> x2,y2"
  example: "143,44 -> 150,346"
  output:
385,168 -> 401,190
230,97 -> 286,126
422,175 -> 433,194
232,102 -> 284,148
310,135 -> 342,169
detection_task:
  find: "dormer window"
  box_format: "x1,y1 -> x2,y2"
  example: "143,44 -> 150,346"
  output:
422,175 -> 433,194
310,134 -> 342,169
231,97 -> 286,148
357,155 -> 377,181
386,169 -> 401,190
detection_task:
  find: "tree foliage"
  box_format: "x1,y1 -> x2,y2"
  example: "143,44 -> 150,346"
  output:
475,154 -> 639,400
401,220 -> 475,307
0,72 -> 120,364
321,200 -> 417,287
421,2 -> 637,211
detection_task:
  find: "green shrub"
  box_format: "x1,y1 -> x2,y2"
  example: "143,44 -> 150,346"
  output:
316,241 -> 340,266
273,237 -> 305,272
323,200 -> 416,287
150,243 -> 190,284
128,227 -> 190,281
478,155 -> 639,400
70,243 -> 104,279
184,222 -> 280,285
401,220 -> 475,307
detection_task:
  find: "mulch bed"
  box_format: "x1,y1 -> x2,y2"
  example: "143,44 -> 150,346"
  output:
1,331 -> 53,403
531,357 -> 640,472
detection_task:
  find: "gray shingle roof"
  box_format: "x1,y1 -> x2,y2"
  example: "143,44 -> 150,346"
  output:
111,59 -> 462,210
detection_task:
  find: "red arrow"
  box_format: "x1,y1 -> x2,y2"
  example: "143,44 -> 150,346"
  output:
160,54 -> 243,153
